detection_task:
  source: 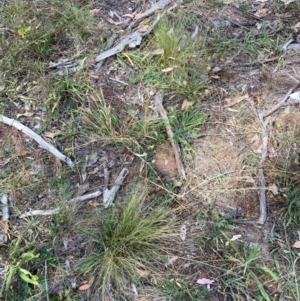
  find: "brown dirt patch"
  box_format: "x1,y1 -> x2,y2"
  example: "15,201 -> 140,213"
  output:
153,142 -> 177,179
187,135 -> 258,217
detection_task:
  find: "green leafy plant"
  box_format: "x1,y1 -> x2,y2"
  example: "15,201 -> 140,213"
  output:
46,74 -> 93,114
220,236 -> 279,301
6,239 -> 41,292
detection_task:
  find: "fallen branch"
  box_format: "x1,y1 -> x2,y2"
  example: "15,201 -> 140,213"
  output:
154,92 -> 186,179
240,83 -> 299,225
0,195 -> 9,244
0,115 -> 74,169
103,168 -> 129,208
94,0 -> 173,67
21,190 -> 102,217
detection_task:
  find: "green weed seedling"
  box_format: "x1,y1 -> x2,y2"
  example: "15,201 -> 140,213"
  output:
0,137 -> 14,158
5,238 -> 41,298
46,74 -> 93,115
220,236 -> 279,301
160,278 -> 212,300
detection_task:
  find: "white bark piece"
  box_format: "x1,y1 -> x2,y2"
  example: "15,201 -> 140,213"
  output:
95,10 -> 164,64
21,190 -> 102,217
0,115 -> 74,169
128,0 -> 172,30
22,209 -> 61,217
103,168 -> 129,208
0,195 -> 9,244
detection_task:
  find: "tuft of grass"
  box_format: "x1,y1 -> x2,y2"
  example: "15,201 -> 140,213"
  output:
169,108 -> 206,156
125,17 -> 208,99
45,73 -> 93,115
286,186 -> 300,226
80,90 -> 166,150
77,183 -> 176,299
0,0 -> 101,80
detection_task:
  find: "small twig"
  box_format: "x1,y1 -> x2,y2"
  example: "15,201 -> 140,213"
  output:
228,19 -> 250,31
21,190 -> 102,217
154,92 -> 186,179
0,115 -> 74,169
262,87 -> 296,118
257,168 -> 267,224
191,25 -> 199,39
0,195 -> 9,243
281,39 -> 293,53
257,113 -> 269,167
45,261 -> 49,301
103,168 -> 129,208
95,30 -> 141,62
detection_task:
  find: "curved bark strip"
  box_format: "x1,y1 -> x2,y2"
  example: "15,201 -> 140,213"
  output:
0,115 -> 74,169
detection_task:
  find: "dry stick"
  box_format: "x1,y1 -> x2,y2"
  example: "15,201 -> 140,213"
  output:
103,168 -> 129,208
154,92 -> 186,179
263,87 -> 295,118
0,195 -> 9,244
21,190 -> 102,217
0,115 -> 74,169
238,86 -> 299,224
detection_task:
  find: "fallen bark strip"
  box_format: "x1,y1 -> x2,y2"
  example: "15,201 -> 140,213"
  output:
95,30 -> 142,62
94,0 -> 172,65
21,190 -> 103,217
94,33 -> 117,73
127,0 -> 172,30
154,92 -> 186,179
0,195 -> 9,244
0,115 -> 74,169
95,13 -> 162,63
103,168 -> 129,208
